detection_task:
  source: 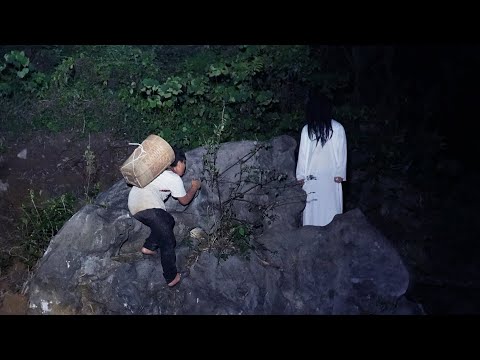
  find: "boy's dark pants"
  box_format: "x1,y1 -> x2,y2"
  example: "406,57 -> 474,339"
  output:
133,208 -> 177,283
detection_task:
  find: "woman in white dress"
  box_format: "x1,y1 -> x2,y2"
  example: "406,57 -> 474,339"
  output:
296,90 -> 347,226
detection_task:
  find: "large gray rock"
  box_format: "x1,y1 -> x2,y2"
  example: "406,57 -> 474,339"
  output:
26,136 -> 422,315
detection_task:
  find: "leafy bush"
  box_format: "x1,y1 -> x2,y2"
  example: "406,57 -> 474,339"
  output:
17,191 -> 76,268
0,50 -> 48,97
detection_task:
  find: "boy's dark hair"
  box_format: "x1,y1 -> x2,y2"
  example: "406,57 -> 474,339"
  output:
171,146 -> 186,167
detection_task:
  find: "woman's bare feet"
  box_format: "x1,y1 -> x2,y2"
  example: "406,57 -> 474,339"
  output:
141,247 -> 157,255
167,273 -> 181,287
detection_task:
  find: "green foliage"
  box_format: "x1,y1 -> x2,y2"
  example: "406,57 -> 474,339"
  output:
139,76 -> 183,110
116,45 -> 322,148
0,45 -> 350,147
87,45 -> 159,87
0,50 -> 48,97
4,50 -> 30,77
183,47 -> 224,74
32,113 -> 62,132
18,190 -> 76,267
0,81 -> 12,96
23,72 -> 48,94
51,56 -> 75,88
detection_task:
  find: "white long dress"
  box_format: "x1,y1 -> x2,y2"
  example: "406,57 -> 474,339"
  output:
296,120 -> 347,226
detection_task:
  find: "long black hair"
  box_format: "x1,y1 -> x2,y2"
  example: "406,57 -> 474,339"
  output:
306,89 -> 333,147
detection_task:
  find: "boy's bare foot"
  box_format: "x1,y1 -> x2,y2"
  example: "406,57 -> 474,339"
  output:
167,273 -> 181,287
141,247 -> 157,255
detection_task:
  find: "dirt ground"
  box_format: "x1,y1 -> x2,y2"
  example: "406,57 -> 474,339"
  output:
0,130 -> 133,314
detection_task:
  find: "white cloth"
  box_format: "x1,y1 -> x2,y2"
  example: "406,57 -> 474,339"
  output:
296,120 -> 347,226
128,170 -> 187,215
